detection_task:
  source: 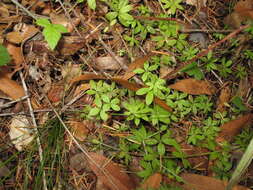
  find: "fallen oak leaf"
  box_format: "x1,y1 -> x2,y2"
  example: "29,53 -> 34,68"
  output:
141,173 -> 162,190
181,173 -> 250,190
94,56 -> 126,70
169,78 -> 216,95
234,0 -> 253,20
0,75 -> 25,100
6,24 -> 39,44
87,152 -> 135,190
216,114 -> 253,143
216,85 -> 231,112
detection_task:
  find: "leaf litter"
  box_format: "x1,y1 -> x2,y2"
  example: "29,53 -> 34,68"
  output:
0,0 -> 253,189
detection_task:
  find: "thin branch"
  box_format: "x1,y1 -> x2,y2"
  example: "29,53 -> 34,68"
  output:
0,109 -> 53,117
19,71 -> 48,190
0,95 -> 29,108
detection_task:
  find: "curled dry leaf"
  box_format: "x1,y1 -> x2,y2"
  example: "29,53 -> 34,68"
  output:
47,84 -> 64,103
0,75 -> 25,100
70,153 -> 89,172
169,78 -> 216,95
6,43 -> 23,69
58,36 -> 86,55
238,77 -> 251,98
50,13 -> 80,33
87,152 -> 135,190
69,120 -> 89,141
141,173 -> 162,190
94,56 -> 126,70
0,4 -> 9,18
6,24 -> 39,44
216,114 -> 253,143
9,115 -> 34,151
224,0 -> 253,28
216,85 -> 231,112
181,173 -> 250,190
234,0 -> 253,20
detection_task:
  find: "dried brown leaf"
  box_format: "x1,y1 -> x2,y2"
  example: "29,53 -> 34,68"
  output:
69,121 -> 89,141
216,114 -> 253,143
94,56 -> 126,70
169,78 -> 216,95
0,75 -> 25,100
181,173 -> 250,190
6,43 -> 23,68
47,84 -> 64,103
6,24 -> 38,44
235,0 -> 253,20
122,53 -> 155,80
141,173 -> 162,190
87,152 -> 135,190
58,36 -> 86,55
216,85 -> 231,112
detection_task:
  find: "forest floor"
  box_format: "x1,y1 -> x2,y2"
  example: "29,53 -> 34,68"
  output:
0,0 -> 253,189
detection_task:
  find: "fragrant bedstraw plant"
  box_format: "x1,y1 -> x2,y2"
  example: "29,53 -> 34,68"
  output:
105,0 -> 134,27
126,126 -> 188,179
85,80 -> 121,121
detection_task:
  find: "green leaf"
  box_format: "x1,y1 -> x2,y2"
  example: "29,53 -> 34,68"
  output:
106,12 -> 118,21
53,24 -> 68,33
101,94 -> 110,103
0,44 -> 11,66
167,39 -> 177,46
89,107 -> 100,116
100,110 -> 108,121
120,5 -> 132,13
111,104 -> 120,111
43,26 -> 62,50
36,18 -> 51,27
231,96 -> 247,111
146,91 -> 154,105
136,87 -> 150,95
87,0 -> 96,10
145,138 -> 158,145
180,62 -> 204,80
158,143 -> 165,155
